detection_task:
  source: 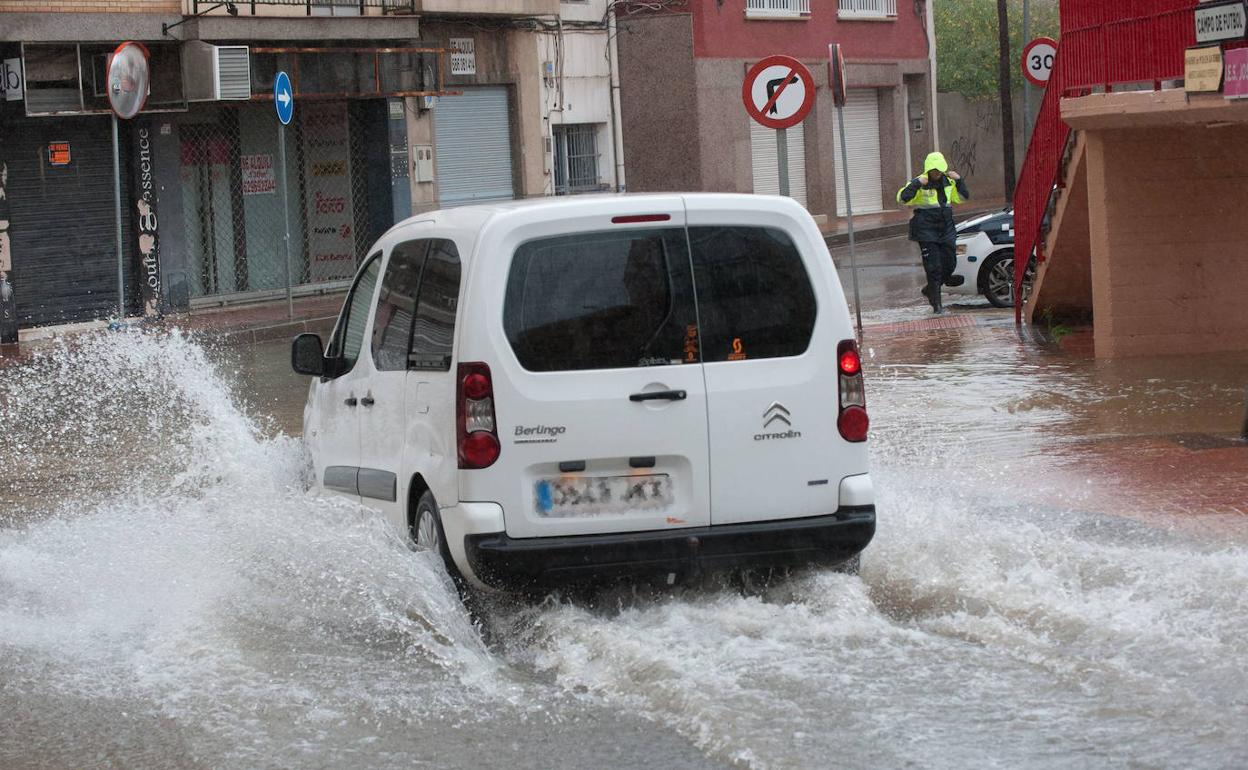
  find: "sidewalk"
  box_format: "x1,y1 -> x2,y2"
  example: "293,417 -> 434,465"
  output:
864,310 -> 1248,534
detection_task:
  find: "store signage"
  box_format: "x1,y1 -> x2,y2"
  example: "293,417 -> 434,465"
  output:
1,58 -> 22,102
1224,46 -> 1248,98
450,38 -> 476,76
133,124 -> 160,316
302,102 -> 356,283
1195,1 -> 1247,44
47,142 -> 71,167
240,154 -> 276,195
1,161 -> 18,344
1184,46 -> 1224,92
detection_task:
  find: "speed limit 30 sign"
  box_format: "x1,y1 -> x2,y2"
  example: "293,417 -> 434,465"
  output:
1021,37 -> 1058,87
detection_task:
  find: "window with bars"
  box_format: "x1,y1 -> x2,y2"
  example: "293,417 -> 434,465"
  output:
837,0 -> 898,19
745,0 -> 811,19
553,124 -> 603,196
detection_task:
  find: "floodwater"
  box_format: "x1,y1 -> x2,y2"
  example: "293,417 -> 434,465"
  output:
2,316 -> 1247,769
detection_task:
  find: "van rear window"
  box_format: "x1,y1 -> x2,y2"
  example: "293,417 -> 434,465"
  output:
687,226 -> 816,362
503,228 -> 699,372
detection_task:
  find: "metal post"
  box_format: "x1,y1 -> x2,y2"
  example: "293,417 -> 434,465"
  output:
1022,0 -> 1032,148
777,128 -> 790,198
836,105 -> 863,340
112,113 -> 125,323
279,123 -> 294,320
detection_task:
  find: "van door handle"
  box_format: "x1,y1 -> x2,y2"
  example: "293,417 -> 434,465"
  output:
629,389 -> 687,402
360,394 -> 375,407
344,395 -> 358,407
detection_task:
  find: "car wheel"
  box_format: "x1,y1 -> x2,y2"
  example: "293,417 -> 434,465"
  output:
412,489 -> 464,583
980,250 -> 1020,308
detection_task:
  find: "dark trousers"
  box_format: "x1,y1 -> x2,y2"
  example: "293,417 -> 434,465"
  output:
918,241 -> 957,286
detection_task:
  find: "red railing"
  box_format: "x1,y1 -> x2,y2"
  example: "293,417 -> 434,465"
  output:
1012,0 -> 1198,319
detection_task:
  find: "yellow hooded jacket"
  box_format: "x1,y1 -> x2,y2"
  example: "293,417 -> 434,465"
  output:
897,152 -> 969,242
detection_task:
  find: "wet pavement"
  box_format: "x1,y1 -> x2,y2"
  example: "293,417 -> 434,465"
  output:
2,235 -> 1247,769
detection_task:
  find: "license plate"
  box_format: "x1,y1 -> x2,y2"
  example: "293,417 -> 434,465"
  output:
535,474 -> 673,517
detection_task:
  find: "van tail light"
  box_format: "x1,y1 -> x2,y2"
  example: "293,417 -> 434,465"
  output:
457,362 -> 501,469
836,339 -> 869,442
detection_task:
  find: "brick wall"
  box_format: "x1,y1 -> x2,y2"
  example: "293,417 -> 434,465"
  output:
1087,123 -> 1248,357
0,0 -> 179,11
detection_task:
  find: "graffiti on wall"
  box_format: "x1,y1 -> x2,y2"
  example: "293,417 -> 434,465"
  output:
950,136 -> 978,178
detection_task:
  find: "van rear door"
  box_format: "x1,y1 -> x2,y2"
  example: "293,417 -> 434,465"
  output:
463,201 -> 711,539
684,197 -> 864,525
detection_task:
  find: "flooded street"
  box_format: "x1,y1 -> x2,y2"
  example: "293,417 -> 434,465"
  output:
3,255 -> 1248,767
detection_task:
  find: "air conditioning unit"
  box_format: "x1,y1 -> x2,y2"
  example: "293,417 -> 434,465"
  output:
182,41 -> 251,102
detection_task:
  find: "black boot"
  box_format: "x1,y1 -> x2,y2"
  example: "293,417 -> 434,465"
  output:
923,281 -> 941,313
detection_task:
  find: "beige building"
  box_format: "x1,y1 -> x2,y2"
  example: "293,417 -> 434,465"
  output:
1026,90 -> 1248,358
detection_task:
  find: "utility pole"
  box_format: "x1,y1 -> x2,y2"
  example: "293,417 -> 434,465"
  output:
1022,0 -> 1031,147
997,0 -> 1017,200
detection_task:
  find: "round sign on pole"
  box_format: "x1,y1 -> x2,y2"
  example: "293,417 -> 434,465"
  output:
274,70 -> 294,126
743,55 -> 816,130
1021,37 -> 1058,87
106,41 -> 150,120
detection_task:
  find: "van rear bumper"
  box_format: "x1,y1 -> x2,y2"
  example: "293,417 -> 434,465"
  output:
463,506 -> 875,590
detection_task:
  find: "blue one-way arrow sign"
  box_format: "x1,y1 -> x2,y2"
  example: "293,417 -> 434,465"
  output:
274,71 -> 294,125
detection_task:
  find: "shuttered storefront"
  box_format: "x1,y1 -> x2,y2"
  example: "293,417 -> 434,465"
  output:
4,115 -> 138,327
749,118 -> 808,208
434,88 -> 515,208
831,89 -> 884,216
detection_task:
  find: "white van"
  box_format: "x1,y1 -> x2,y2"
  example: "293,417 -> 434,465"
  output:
292,194 -> 875,591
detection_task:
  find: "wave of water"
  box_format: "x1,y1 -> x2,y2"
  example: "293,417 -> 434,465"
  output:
2,331 -> 1246,769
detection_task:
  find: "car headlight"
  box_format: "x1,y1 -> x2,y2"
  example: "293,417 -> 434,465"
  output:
956,243 -> 968,255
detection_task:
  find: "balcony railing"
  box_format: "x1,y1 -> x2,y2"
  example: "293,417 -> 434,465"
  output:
1011,0 -> 1198,318
745,0 -> 811,19
837,0 -> 897,20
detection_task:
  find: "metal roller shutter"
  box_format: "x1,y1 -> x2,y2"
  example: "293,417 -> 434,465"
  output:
434,88 -> 515,208
749,118 -> 807,208
831,89 -> 884,216
5,115 -> 138,327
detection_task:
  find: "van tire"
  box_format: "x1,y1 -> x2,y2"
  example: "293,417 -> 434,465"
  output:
412,490 -> 465,585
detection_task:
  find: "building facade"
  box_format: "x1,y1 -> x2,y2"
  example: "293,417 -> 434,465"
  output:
616,0 -> 934,224
0,0 -> 625,342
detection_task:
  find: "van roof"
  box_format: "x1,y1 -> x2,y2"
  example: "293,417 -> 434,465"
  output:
382,192 -> 797,238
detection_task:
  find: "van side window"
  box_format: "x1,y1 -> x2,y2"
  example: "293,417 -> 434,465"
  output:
409,239 -> 461,371
687,226 -> 817,362
371,240 -> 429,372
504,228 -> 698,372
327,253 -> 382,374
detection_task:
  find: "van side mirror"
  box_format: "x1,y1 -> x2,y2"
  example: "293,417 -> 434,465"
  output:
291,333 -> 326,377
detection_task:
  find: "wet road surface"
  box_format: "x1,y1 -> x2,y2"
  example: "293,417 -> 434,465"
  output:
2,238 -> 1248,769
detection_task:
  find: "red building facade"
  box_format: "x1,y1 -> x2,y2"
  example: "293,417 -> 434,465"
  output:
617,0 -> 934,223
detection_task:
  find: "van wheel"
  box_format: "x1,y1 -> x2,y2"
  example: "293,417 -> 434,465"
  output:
412,490 -> 464,584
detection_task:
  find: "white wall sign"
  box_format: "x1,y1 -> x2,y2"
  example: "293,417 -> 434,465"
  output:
450,38 -> 477,76
1195,1 -> 1247,44
240,154 -> 276,195
1,58 -> 23,102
